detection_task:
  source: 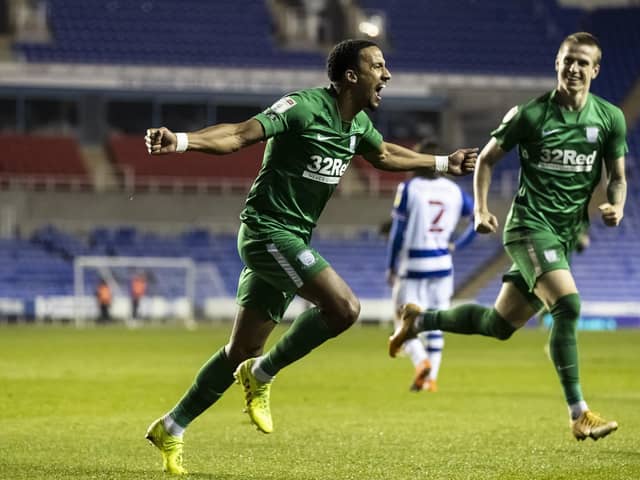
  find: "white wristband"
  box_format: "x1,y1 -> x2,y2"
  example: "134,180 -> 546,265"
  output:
434,155 -> 448,173
175,132 -> 189,153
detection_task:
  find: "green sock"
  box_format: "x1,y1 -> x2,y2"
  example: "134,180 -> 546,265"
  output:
259,307 -> 335,376
169,347 -> 235,428
419,304 -> 516,340
548,293 -> 583,404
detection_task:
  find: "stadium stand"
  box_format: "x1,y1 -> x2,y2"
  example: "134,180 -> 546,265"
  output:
32,223 -> 92,258
0,222 -> 504,321
15,217 -> 640,319
582,8 -> 640,104
349,0 -> 567,74
2,1 -> 639,325
13,0 -> 321,68
0,236 -> 73,300
107,134 -> 265,191
0,134 -> 89,189
571,223 -> 640,302
77,225 -> 241,304
11,0 -> 588,76
626,123 -> 640,225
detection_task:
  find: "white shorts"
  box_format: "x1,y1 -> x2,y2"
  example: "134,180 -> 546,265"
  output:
392,275 -> 454,312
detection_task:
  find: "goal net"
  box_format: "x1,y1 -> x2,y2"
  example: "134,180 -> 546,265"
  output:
73,256 -> 197,327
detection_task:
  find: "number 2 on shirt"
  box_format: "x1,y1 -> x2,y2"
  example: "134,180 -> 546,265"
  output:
428,200 -> 445,233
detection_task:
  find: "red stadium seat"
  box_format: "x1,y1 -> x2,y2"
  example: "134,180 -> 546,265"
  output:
108,134 -> 265,191
0,134 -> 89,190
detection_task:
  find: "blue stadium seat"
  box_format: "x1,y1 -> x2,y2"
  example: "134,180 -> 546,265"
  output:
11,0 -> 640,106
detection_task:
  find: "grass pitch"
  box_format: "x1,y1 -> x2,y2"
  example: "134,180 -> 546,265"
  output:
1,323 -> 639,480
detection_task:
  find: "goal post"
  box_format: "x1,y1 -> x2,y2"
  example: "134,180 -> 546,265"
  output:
73,256 -> 197,327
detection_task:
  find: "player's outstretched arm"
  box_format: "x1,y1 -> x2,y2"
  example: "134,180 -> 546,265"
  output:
363,142 -> 477,176
599,155 -> 626,227
145,119 -> 265,155
473,138 -> 505,234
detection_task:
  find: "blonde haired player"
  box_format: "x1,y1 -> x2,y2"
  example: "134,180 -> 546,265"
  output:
390,32 -> 626,441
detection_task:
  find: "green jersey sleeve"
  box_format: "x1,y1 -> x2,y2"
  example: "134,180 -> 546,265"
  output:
355,112 -> 383,155
253,94 -> 313,138
491,105 -> 527,152
604,106 -> 628,160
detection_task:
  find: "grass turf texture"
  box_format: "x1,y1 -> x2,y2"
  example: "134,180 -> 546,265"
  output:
1,324 -> 639,480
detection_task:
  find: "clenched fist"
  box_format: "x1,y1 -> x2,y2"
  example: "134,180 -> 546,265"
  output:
447,148 -> 478,176
145,127 -> 178,154
599,202 -> 623,227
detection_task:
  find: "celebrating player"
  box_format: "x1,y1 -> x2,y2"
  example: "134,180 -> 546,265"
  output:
386,140 -> 476,392
389,32 -> 627,441
144,39 -> 477,474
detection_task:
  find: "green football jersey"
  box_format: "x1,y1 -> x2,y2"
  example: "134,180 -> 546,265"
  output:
240,87 -> 383,240
492,90 -> 628,246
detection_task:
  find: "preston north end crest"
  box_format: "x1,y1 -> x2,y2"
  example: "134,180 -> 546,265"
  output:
585,126 -> 599,143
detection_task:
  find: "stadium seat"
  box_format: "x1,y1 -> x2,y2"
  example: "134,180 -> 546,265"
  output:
0,134 -> 89,189
108,134 -> 264,191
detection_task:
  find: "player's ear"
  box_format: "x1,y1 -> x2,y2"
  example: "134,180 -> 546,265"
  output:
554,46 -> 564,73
592,62 -> 600,79
345,68 -> 358,84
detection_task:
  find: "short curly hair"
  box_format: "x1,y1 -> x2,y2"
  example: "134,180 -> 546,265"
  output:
327,39 -> 379,83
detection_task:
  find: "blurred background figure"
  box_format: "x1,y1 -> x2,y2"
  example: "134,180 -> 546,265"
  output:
130,271 -> 147,321
95,278 -> 112,324
386,140 -> 476,392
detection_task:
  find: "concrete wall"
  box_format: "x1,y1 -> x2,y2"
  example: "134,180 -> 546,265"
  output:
0,189 -> 401,237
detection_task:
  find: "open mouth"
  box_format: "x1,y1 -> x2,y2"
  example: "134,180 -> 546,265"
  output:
375,84 -> 386,100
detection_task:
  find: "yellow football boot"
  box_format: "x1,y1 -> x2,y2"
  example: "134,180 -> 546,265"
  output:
234,358 -> 273,433
571,410 -> 618,441
145,417 -> 187,475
